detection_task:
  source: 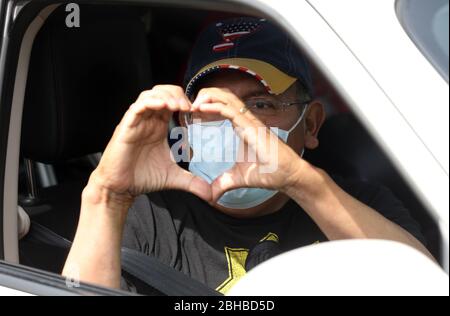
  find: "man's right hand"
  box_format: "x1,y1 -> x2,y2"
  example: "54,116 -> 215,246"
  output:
65,85 -> 211,289
87,85 -> 212,206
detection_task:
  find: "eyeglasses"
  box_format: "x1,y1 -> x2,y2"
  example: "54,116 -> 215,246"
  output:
243,98 -> 310,117
184,98 -> 310,130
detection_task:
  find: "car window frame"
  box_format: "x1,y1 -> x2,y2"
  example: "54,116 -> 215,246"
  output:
0,0 -> 447,296
0,260 -> 135,295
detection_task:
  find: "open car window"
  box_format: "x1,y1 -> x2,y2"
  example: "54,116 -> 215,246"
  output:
0,0 -> 446,296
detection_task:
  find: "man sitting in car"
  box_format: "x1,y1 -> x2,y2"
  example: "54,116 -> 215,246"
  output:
63,17 -> 431,293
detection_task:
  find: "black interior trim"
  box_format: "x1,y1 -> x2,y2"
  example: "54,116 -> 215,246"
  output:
0,0 -> 42,260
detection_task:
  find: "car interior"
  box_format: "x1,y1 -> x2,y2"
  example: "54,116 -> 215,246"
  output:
12,3 -> 441,294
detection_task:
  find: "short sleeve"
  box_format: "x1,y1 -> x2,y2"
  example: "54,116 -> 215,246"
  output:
121,191 -> 183,268
122,194 -> 156,254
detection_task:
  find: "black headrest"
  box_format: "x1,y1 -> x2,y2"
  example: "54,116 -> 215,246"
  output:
22,6 -> 152,163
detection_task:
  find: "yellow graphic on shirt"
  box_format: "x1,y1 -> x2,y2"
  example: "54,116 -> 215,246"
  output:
260,232 -> 279,243
216,232 -> 279,294
216,233 -> 320,294
216,247 -> 249,294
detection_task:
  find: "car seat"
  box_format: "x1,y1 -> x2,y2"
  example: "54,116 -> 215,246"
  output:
19,5 -> 152,272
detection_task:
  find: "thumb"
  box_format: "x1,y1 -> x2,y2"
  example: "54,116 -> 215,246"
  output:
167,168 -> 212,202
210,166 -> 246,203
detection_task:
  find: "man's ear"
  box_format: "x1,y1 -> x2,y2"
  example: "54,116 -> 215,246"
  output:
304,101 -> 326,150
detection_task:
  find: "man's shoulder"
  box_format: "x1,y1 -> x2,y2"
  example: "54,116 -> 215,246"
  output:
123,190 -> 194,264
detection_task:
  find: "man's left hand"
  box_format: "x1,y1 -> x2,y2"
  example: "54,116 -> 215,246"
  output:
191,87 -> 310,202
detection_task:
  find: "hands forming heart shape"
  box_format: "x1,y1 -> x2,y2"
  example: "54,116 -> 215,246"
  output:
93,85 -> 306,206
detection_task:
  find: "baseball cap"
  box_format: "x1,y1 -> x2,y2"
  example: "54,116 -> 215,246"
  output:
184,17 -> 313,98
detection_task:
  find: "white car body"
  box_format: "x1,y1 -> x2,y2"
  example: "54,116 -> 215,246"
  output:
1,0 -> 448,295
231,0 -> 449,295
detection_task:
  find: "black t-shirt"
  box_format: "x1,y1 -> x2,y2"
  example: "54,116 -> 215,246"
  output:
121,176 -> 425,294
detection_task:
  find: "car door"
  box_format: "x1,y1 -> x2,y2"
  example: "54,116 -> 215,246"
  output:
0,0 -> 447,296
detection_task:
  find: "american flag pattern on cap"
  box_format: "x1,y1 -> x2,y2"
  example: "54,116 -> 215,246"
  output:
184,17 -> 302,98
213,19 -> 265,52
185,64 -> 272,98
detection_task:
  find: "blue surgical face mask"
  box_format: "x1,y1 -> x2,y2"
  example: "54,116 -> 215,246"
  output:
187,106 -> 308,209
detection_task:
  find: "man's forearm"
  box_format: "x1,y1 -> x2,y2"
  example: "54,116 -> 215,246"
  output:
285,162 -> 434,260
62,180 -> 133,289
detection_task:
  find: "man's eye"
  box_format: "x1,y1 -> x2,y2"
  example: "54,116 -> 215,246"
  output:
248,100 -> 275,109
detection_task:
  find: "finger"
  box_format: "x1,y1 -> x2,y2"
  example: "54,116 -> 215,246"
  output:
153,85 -> 192,112
193,88 -> 279,163
210,166 -> 246,202
136,89 -> 180,112
124,98 -> 169,128
130,89 -> 188,126
166,168 -> 212,202
194,87 -> 265,125
197,102 -> 258,149
197,102 -> 269,154
192,87 -> 236,111
197,102 -> 264,128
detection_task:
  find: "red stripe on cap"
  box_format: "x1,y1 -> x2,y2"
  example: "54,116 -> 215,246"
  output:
196,64 -> 273,94
254,74 -> 263,81
213,42 -> 234,52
